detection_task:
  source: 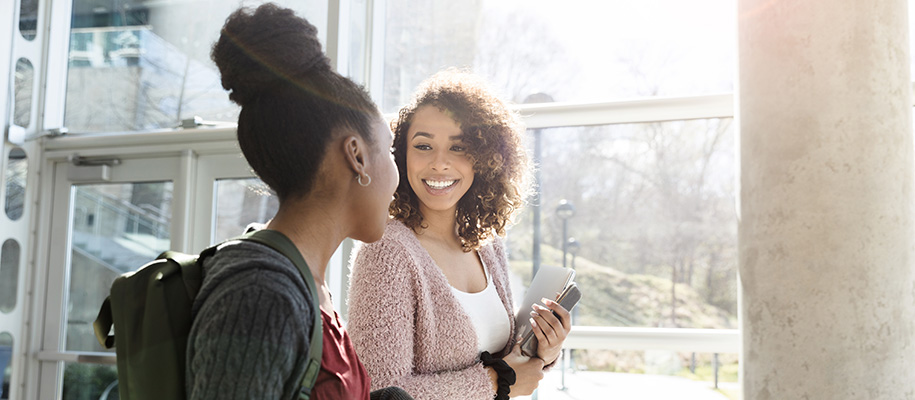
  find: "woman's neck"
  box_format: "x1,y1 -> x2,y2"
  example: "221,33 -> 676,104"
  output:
265,199 -> 345,283
416,205 -> 462,246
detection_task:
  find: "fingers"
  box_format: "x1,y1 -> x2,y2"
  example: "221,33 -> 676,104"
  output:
530,304 -> 560,334
530,300 -> 568,342
511,335 -> 523,352
541,297 -> 572,331
530,314 -> 549,346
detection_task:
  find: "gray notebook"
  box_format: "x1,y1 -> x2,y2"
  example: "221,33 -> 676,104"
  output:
514,264 -> 576,345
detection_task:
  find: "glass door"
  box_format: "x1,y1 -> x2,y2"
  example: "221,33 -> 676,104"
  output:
38,154 -> 184,399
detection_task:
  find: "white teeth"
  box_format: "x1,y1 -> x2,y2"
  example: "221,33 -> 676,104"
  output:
425,179 -> 456,189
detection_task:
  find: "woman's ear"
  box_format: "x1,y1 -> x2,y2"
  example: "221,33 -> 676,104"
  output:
342,135 -> 366,176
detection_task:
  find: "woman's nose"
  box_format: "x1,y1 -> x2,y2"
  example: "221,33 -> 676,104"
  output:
430,150 -> 450,171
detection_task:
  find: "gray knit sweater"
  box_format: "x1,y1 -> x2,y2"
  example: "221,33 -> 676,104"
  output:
186,240 -> 316,400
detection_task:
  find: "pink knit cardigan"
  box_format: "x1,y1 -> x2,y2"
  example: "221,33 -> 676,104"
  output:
347,219 -> 516,400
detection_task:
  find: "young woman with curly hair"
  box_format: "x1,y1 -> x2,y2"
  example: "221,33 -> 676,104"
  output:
347,70 -> 572,400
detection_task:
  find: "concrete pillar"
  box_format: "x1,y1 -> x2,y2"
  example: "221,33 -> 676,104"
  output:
738,1 -> 915,399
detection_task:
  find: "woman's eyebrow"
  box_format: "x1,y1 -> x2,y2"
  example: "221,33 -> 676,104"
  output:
411,132 -> 463,141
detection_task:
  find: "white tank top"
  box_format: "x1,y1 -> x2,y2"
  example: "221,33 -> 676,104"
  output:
450,256 -> 512,354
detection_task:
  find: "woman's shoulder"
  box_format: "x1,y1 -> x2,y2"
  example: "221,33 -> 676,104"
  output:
361,218 -> 420,254
193,241 -> 315,332
349,219 -> 428,295
382,218 -> 414,241
206,240 -> 302,280
351,219 -> 421,271
481,233 -> 506,253
479,234 -> 508,267
198,241 -> 313,307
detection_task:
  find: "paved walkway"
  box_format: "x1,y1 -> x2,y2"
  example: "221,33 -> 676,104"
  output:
515,370 -> 737,400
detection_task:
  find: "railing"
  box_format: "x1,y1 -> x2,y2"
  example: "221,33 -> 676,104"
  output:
41,326 -> 740,367
70,187 -> 169,276
561,326 -> 740,391
70,245 -> 122,276
73,188 -> 169,241
565,326 -> 739,353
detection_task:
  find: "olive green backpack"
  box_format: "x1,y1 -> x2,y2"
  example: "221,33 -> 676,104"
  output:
93,229 -> 322,400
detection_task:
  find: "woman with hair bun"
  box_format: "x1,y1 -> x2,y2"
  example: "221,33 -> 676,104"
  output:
187,4 -> 410,399
348,70 -> 572,400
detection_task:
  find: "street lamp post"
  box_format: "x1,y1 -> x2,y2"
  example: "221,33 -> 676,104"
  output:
567,237 -> 581,270
566,237 -> 580,373
555,199 -> 575,391
556,200 -> 575,269
567,238 -> 580,316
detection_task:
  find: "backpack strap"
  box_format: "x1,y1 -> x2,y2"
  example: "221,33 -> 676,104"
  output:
159,251 -> 204,299
237,229 -> 323,400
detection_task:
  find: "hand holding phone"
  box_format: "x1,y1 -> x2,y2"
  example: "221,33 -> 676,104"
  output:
519,282 -> 582,358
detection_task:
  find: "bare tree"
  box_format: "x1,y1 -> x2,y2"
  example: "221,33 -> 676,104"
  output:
531,117 -> 736,327
473,5 -> 578,103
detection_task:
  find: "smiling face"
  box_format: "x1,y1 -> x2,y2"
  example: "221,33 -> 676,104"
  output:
406,105 -> 475,217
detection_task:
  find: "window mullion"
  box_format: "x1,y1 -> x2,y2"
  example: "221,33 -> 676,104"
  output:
36,0 -> 73,139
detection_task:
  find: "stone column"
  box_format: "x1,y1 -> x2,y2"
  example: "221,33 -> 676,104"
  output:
738,0 -> 915,399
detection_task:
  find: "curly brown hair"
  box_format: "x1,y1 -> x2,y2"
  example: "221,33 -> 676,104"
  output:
390,70 -> 530,251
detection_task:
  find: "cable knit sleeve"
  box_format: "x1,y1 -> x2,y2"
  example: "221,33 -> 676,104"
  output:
187,243 -> 315,400
348,233 -> 495,400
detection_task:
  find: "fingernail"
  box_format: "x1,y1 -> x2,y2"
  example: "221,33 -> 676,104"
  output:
530,310 -> 538,317
530,318 -> 538,327
540,297 -> 550,304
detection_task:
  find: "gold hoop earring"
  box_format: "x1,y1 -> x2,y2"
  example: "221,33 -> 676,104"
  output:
357,173 -> 371,187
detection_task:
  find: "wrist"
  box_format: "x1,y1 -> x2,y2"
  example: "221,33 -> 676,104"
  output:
485,366 -> 499,393
480,351 -> 516,400
541,348 -> 561,365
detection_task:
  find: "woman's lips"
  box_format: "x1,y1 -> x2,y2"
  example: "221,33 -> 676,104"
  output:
423,179 -> 458,195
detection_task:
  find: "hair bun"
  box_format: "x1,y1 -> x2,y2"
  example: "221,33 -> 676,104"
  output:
211,3 -> 330,106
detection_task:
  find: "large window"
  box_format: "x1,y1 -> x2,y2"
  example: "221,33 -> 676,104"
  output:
509,119 -> 738,399
509,118 -> 737,331
63,0 -> 327,133
382,0 -> 736,112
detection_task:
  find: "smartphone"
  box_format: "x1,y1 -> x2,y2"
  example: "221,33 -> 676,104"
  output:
519,282 -> 582,357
